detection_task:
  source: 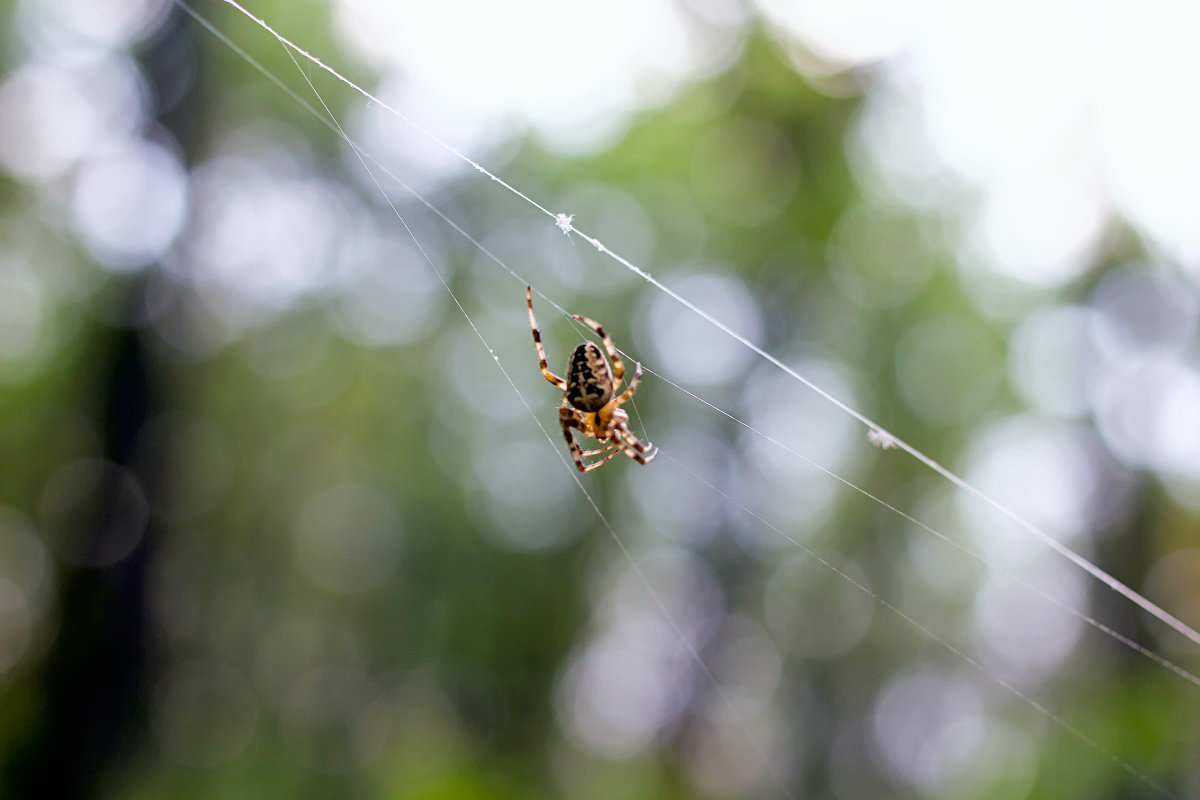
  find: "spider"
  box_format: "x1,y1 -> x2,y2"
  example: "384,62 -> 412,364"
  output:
526,287 -> 658,472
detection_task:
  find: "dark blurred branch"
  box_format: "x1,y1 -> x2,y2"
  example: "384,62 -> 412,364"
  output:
4,317 -> 157,798
1,9 -> 203,798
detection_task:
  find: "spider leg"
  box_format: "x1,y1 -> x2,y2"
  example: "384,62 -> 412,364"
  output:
561,406 -> 618,472
623,433 -> 656,455
614,419 -> 658,462
612,426 -> 658,465
583,447 -> 622,470
572,313 -> 624,387
609,361 -> 644,408
618,416 -> 653,453
560,411 -> 589,472
527,287 -> 567,390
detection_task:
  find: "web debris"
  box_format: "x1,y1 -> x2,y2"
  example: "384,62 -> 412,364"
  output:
868,427 -> 899,449
555,212 -> 575,234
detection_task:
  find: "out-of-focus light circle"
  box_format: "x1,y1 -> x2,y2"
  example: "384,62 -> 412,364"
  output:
641,272 -> 761,386
0,508 -> 50,602
1097,0 -> 1200,266
741,358 -> 859,478
38,458 -> 149,568
967,151 -> 1107,287
71,138 -> 187,271
568,550 -> 720,761
556,633 -> 676,758
626,425 -> 726,547
972,562 -> 1085,682
1008,306 -> 1095,418
757,0 -> 914,67
691,119 -> 799,227
904,490 -> 987,601
352,77 -> 502,192
635,181 -> 711,268
0,260 -> 48,370
763,552 -> 874,659
831,0 -> 1200,286
683,0 -> 746,26
333,0 -> 696,153
731,458 -> 840,551
955,419 -> 1123,568
150,660 -> 259,768
441,325 -> 526,424
959,418 -> 1102,561
895,313 -> 1002,426
147,539 -> 206,642
187,147 -> 345,309
686,695 -> 783,797
294,483 -> 403,594
18,0 -> 169,49
0,508 -> 51,669
587,548 -> 723,735
281,666 -> 391,772
133,413 -> 234,522
241,313 -> 335,380
733,360 -> 859,546
872,669 -> 987,792
849,75 -> 949,210
0,577 -> 32,674
1090,266 -> 1198,359
0,65 -> 100,182
911,1 -> 1088,182
331,231 -> 447,347
830,202 -> 936,308
252,617 -> 364,710
556,184 -> 656,293
600,548 -> 726,657
706,616 -> 783,715
473,438 -> 577,550
1145,549 -> 1200,644
1092,354 -> 1200,479
387,681 -> 468,780
471,219 -> 582,301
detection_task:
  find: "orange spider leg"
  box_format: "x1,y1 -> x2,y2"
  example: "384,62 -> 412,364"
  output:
608,361 -> 644,408
613,427 -> 658,465
581,447 -> 622,471
527,287 -> 566,390
560,406 -> 619,472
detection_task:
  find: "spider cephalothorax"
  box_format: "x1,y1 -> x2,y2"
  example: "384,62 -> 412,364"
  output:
527,287 -> 658,472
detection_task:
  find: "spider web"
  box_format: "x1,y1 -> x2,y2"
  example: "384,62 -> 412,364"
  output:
176,1 -> 1195,795
208,0 -> 1200,654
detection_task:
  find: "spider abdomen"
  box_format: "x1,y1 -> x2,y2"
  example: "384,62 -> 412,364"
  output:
566,342 -> 613,411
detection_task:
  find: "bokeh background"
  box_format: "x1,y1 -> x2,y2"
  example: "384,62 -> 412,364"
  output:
1,0 -> 1199,797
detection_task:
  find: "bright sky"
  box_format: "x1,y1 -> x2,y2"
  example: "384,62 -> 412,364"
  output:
334,0 -> 1200,285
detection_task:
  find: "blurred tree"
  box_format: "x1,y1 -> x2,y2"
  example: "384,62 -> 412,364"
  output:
0,8 -> 209,798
